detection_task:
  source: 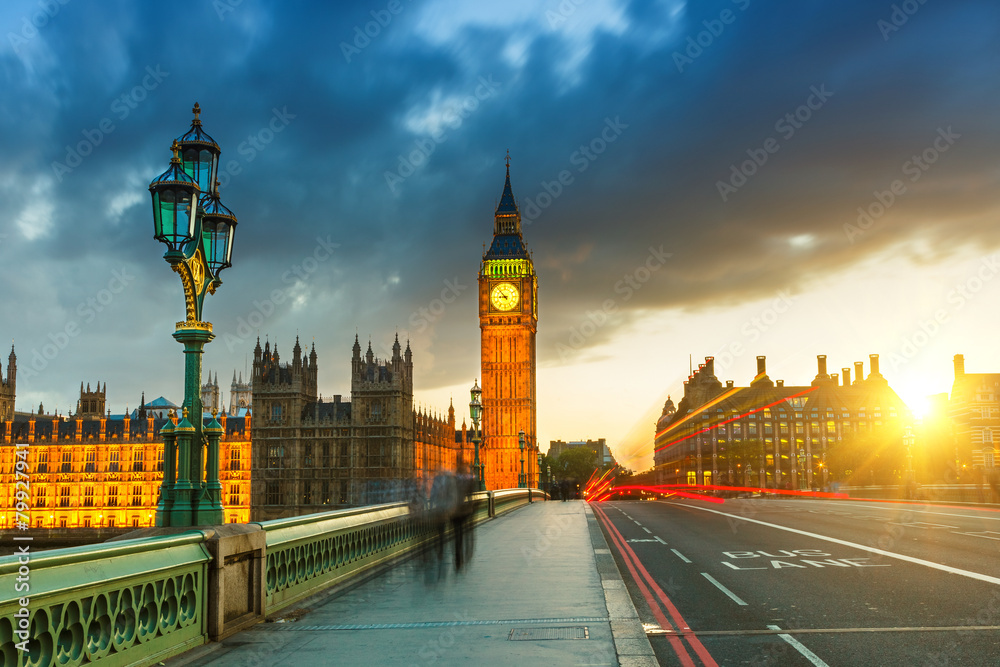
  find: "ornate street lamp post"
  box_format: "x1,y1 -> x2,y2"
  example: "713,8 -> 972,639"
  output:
518,430 -> 526,489
546,464 -> 552,497
903,426 -> 916,499
469,380 -> 485,492
149,103 -> 237,528
537,450 -> 544,492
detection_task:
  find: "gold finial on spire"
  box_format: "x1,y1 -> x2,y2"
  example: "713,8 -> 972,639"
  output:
192,102 -> 202,124
505,149 -> 511,168
182,407 -> 189,419
170,140 -> 181,162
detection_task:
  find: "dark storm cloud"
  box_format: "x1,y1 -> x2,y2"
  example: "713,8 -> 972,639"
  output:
2,0 -> 998,410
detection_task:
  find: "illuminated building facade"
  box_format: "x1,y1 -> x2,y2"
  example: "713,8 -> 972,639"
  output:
0,369 -> 251,530
250,335 -> 472,520
653,354 -> 910,489
478,160 -> 539,489
949,354 -> 1000,471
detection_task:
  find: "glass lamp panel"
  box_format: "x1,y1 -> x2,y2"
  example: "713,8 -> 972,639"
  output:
181,148 -> 216,192
223,221 -> 234,266
202,219 -> 233,273
201,221 -> 220,272
153,188 -> 196,249
151,189 -> 171,240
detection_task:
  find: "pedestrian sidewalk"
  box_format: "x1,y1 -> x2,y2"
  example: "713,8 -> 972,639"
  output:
168,500 -> 655,666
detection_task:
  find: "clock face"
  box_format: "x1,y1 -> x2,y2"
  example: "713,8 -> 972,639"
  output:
490,282 -> 520,311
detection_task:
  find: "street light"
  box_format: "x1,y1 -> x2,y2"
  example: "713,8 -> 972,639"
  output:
547,464 -> 552,498
469,380 -> 485,492
149,103 -> 237,528
903,426 -> 916,499
518,430 -> 526,489
537,449 -> 544,493
796,447 -> 807,490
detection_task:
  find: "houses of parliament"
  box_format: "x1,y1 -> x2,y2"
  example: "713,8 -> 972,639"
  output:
0,163 -> 542,529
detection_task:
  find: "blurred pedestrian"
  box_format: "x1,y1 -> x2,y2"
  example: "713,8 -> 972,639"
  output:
452,463 -> 476,570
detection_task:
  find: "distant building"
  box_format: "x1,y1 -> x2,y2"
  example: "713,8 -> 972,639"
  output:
0,367 -> 250,530
1,346 -> 15,422
653,354 -> 911,489
949,354 -> 999,472
201,370 -> 251,417
250,335 -> 473,521
133,395 -> 181,420
548,439 -> 613,467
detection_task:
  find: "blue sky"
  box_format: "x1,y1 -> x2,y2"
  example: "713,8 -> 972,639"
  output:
3,0 -> 999,469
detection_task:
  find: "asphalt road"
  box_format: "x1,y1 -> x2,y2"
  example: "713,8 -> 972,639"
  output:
593,497 -> 1000,666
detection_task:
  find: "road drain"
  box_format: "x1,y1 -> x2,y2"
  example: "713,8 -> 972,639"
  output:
509,626 -> 590,641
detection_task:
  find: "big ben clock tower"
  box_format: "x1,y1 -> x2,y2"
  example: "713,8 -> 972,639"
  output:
479,156 -> 538,490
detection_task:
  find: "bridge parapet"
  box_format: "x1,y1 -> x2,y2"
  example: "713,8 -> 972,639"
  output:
0,531 -> 211,667
0,488 -> 544,667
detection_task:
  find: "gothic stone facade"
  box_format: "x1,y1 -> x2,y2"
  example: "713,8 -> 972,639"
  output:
479,163 -> 540,490
250,335 -> 470,520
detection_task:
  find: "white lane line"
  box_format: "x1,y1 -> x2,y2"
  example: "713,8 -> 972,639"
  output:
792,500 -> 1000,524
634,520 -> 642,526
680,504 -> 1000,586
701,572 -> 747,606
642,527 -> 652,534
654,536 -> 667,544
767,625 -> 830,666
953,531 -> 1000,541
671,548 -> 692,563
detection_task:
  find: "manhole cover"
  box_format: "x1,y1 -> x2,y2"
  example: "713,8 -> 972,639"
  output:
509,626 -> 589,641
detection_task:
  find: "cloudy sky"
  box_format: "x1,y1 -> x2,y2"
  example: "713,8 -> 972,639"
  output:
3,0 -> 999,471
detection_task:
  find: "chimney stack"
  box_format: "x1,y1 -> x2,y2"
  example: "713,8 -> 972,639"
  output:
776,380 -> 784,388
842,367 -> 851,386
705,356 -> 715,377
726,380 -> 734,388
954,354 -> 965,378
870,354 -> 881,376
817,355 -> 828,377
855,361 -> 864,382
756,356 -> 767,376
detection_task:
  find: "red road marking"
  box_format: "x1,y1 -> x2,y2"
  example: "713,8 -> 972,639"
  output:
594,505 -> 719,667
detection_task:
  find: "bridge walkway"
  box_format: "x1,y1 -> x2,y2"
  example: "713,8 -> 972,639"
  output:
166,500 -> 655,666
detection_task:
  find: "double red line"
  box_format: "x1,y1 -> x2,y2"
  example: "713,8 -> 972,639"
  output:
593,505 -> 718,667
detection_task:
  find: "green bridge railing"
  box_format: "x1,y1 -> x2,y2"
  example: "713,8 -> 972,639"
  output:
0,488 -> 543,667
